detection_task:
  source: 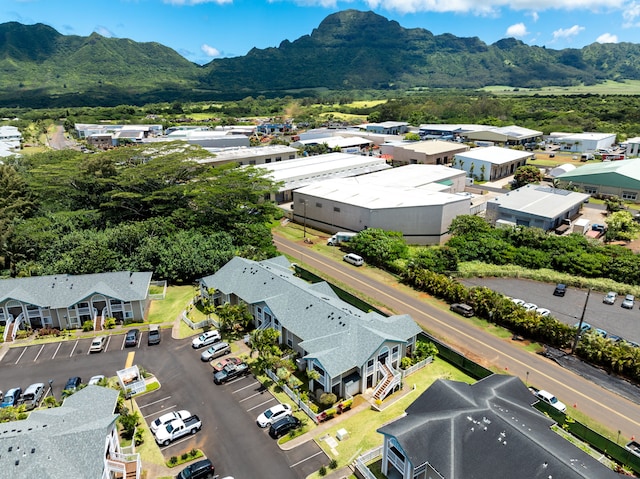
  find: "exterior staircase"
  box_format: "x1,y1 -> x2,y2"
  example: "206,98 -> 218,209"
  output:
373,362 -> 401,402
94,316 -> 103,331
4,321 -> 15,342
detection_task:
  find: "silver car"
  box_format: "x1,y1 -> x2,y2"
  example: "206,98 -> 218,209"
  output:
200,341 -> 231,361
622,294 -> 635,309
603,292 -> 617,305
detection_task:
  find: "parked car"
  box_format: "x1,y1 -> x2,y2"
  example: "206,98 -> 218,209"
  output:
269,415 -> 301,439
342,253 -> 364,266
594,328 -> 608,338
155,415 -> 202,446
63,376 -> 82,395
530,387 -> 567,413
0,387 -> 22,408
622,294 -> 635,309
256,403 -> 292,428
449,303 -> 474,318
200,341 -> 231,362
150,409 -> 191,435
522,303 -> 538,312
553,283 -> 567,297
176,458 -> 215,479
22,383 -> 45,410
88,375 -> 105,386
148,325 -> 161,345
574,322 -> 592,333
535,308 -> 551,317
511,298 -> 526,307
213,362 -> 250,384
603,292 -> 617,305
192,330 -> 221,349
89,336 -> 107,353
125,328 -> 140,347
212,356 -> 243,373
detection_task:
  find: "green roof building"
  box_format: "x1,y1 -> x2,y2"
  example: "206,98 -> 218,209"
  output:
557,160 -> 640,202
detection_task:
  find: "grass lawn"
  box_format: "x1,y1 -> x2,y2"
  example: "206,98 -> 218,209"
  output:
304,358 -> 475,478
481,80 -> 640,96
147,285 -> 197,324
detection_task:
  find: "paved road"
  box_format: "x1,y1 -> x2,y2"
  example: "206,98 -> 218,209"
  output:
274,233 -> 640,440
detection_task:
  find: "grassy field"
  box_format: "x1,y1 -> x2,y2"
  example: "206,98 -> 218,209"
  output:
481,80 -> 640,95
147,285 -> 197,324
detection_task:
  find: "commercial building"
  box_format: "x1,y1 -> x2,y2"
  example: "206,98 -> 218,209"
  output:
550,132 -> 616,153
625,137 -> 640,158
291,135 -> 373,154
363,121 -> 409,135
556,160 -> 640,202
197,144 -> 298,167
453,146 -> 533,181
380,140 -> 470,166
418,123 -> 542,146
485,184 -> 590,230
0,125 -> 22,149
292,165 -> 472,245
256,152 -> 390,203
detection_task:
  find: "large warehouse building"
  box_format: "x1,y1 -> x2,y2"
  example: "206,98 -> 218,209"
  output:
292,165 -> 471,245
556,160 -> 640,202
453,147 -> 533,181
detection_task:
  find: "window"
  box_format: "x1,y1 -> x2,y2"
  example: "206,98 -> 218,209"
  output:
274,318 -> 280,326
265,158 -> 271,163
622,191 -> 637,201
584,186 -> 598,194
265,312 -> 272,324
367,359 -> 374,368
313,364 -> 325,376
249,160 -> 256,165
315,202 -> 322,208
333,207 -> 340,212
392,346 -> 399,355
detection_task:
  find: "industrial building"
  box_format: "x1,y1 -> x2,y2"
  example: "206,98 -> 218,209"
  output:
549,132 -> 616,153
453,146 -> 533,181
197,144 -> 298,167
556,160 -> 640,202
485,184 -> 590,230
380,139 -> 470,166
292,165 -> 472,245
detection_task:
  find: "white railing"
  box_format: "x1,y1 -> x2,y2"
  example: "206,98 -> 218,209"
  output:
104,451 -> 141,479
373,361 -> 401,402
3,316 -> 13,342
12,313 -> 24,341
354,446 -> 383,479
101,307 -> 108,329
181,310 -> 217,330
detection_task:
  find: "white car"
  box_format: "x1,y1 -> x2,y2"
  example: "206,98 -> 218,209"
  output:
535,308 -> 551,317
88,375 -> 105,386
191,330 -> 221,349
256,403 -> 292,428
150,410 -> 191,435
522,303 -> 538,312
511,298 -> 525,307
603,292 -> 617,305
89,336 -> 107,353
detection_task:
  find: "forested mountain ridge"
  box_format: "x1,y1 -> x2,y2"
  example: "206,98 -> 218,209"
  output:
2,10 -> 640,107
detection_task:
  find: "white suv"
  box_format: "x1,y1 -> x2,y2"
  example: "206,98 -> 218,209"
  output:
191,330 -> 221,349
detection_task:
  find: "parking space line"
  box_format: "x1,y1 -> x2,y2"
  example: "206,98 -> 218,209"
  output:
69,340 -> 78,357
246,398 -> 275,412
289,450 -> 324,468
51,342 -> 62,360
232,381 -> 260,394
143,405 -> 177,419
239,391 -> 265,403
159,435 -> 196,449
104,335 -> 112,352
138,396 -> 172,410
14,347 -> 27,365
33,344 -> 45,362
125,351 -> 135,368
121,335 -> 126,350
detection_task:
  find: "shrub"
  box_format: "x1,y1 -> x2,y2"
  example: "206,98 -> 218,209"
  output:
82,320 -> 93,332
319,465 -> 327,476
324,408 -> 337,419
104,317 -> 116,330
400,357 -> 413,369
134,429 -> 144,446
329,459 -> 338,469
181,453 -> 189,461
309,402 -> 319,413
169,456 -> 178,465
15,330 -> 30,340
190,448 -> 198,457
318,392 -> 337,407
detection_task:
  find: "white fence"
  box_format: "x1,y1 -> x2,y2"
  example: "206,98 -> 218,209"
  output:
354,446 -> 383,479
265,368 -> 319,424
148,280 -> 167,300
401,356 -> 433,379
181,310 -> 218,330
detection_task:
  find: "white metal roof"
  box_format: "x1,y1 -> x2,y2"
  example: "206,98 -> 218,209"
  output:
555,132 -> 616,141
489,184 -> 590,218
348,164 -> 465,189
455,146 -> 533,165
294,135 -> 372,148
392,140 -> 469,155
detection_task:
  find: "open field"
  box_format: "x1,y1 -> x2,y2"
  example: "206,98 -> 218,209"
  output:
481,80 -> 640,95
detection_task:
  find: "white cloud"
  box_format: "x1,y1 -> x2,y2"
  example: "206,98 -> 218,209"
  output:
552,24 -> 585,40
623,1 -> 640,27
506,22 -> 528,37
164,0 -> 232,5
529,11 -> 539,22
596,32 -> 618,42
94,26 -> 114,37
201,44 -> 221,57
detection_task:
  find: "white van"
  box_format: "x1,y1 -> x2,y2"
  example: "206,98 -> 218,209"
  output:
343,253 -> 364,266
23,383 -> 45,411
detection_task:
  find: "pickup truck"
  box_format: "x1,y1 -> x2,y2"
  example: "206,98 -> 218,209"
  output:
529,387 -> 567,413
155,415 -> 202,446
213,362 -> 250,384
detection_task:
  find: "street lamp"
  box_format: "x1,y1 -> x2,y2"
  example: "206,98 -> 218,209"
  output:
48,379 -> 54,398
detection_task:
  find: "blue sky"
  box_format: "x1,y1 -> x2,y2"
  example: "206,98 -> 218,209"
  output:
3,0 -> 640,64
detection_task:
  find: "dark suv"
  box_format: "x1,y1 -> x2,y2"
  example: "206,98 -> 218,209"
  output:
175,458 -> 214,479
553,283 -> 567,297
269,415 -> 301,439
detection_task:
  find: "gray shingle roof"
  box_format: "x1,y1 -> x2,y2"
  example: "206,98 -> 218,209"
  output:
0,385 -> 120,479
0,271 -> 152,308
201,256 -> 422,377
378,375 -> 621,479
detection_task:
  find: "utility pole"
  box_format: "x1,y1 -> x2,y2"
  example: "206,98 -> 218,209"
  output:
571,288 -> 591,353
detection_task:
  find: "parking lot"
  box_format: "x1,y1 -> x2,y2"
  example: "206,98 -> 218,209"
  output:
462,277 -> 640,343
0,331 -> 327,478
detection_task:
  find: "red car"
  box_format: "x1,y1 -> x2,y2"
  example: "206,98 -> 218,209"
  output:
212,356 -> 243,372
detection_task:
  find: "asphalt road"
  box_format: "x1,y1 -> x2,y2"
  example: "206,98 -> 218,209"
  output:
0,331 -> 326,478
274,233 -> 640,440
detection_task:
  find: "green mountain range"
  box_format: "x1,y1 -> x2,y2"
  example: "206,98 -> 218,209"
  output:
2,10 -> 640,107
